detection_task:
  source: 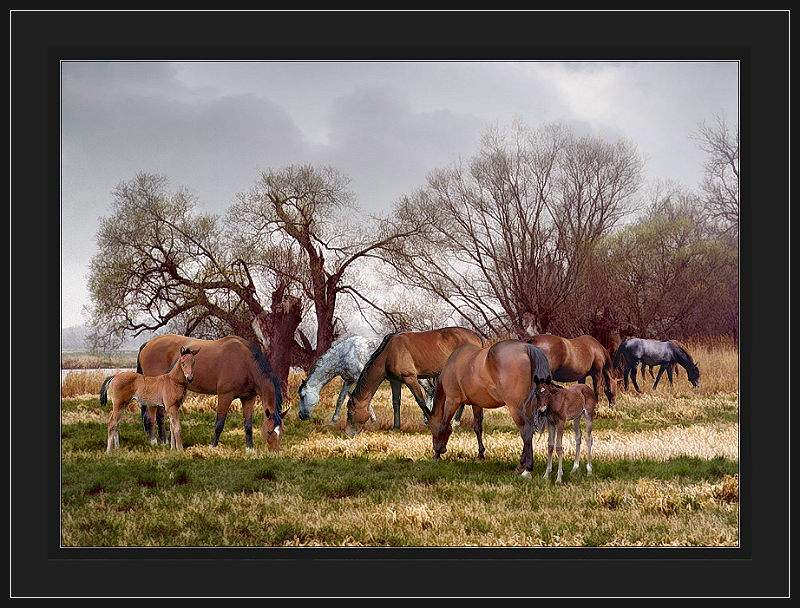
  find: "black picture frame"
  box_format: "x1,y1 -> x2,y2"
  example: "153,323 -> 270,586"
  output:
11,9 -> 789,598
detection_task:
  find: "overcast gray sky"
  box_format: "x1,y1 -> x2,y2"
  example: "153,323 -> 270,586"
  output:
61,60 -> 738,328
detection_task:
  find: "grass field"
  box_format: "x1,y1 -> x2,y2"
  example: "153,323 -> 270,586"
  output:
60,339 -> 739,547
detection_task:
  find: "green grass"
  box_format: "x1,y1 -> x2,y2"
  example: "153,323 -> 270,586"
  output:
61,361 -> 740,547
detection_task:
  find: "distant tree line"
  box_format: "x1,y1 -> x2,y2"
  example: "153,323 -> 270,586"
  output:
88,117 -> 739,385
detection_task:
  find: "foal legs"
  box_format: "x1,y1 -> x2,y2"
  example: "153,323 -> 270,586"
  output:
106,400 -> 126,453
147,406 -> 160,445
167,403 -> 183,451
571,417 -> 582,474
584,412 -> 594,475
543,422 -> 555,479
554,423 -> 565,483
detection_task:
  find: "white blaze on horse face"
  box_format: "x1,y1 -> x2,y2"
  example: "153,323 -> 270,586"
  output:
273,426 -> 280,437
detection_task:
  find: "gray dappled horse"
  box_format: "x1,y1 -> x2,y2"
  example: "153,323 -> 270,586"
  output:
297,335 -> 437,426
613,338 -> 700,392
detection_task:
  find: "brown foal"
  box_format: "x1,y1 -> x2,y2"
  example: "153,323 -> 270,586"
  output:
100,347 -> 199,453
536,383 -> 598,483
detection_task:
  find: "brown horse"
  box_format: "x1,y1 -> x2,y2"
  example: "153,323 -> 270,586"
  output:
136,334 -> 287,451
344,327 -> 483,432
526,334 -> 616,405
536,383 -> 597,483
100,346 -> 199,452
424,340 -> 552,476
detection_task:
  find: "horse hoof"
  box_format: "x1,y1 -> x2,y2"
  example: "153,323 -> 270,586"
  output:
586,466 -> 593,476
556,478 -> 563,484
520,470 -> 531,478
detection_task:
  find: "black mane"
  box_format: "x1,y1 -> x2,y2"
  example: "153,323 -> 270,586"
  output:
352,333 -> 396,398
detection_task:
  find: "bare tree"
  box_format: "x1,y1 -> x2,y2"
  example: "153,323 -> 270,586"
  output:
380,123 -> 643,338
87,173 -> 303,384
694,115 -> 739,238
229,164 -> 430,363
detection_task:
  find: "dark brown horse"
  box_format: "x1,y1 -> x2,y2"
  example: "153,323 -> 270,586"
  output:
136,334 -> 287,451
344,327 -> 483,431
526,334 -> 616,405
424,340 -> 552,476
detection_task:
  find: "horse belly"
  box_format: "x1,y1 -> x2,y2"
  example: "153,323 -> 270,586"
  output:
553,369 -> 584,382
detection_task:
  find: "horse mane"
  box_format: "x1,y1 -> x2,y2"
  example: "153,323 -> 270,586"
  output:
300,336 -> 358,391
669,340 -> 697,368
352,333 -> 396,397
248,342 -> 284,425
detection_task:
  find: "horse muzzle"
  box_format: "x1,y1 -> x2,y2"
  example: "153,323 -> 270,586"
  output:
185,376 -> 193,384
298,408 -> 311,421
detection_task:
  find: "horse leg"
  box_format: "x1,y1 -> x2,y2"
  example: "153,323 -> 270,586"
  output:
667,364 -> 675,387
403,375 -> 432,423
155,407 -> 166,444
389,379 -> 402,429
653,366 -> 666,390
629,362 -> 643,393
622,365 -> 630,391
106,400 -> 125,453
241,396 -> 256,451
571,417 -> 582,474
331,381 -> 352,423
584,412 -> 594,475
554,422 -> 565,484
543,422 -> 555,480
167,403 -> 183,451
588,372 -> 601,402
211,392 -> 235,447
602,365 -> 615,405
472,406 -> 485,459
453,404 -> 466,427
147,406 -> 160,445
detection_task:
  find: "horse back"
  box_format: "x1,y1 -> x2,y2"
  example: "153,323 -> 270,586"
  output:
387,327 -> 482,376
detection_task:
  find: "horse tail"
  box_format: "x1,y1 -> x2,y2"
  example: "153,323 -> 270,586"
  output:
99,375 -> 114,407
136,340 -> 148,374
249,342 -> 284,425
522,344 -> 550,431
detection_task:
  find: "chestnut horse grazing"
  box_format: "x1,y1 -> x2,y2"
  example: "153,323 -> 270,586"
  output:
344,327 -> 483,431
526,334 -> 616,405
536,383 -> 597,483
425,340 -> 552,476
100,346 -> 199,452
136,334 -> 287,451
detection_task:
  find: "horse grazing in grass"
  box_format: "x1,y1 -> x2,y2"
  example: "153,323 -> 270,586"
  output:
100,346 -> 199,452
344,327 -> 483,431
526,334 -> 616,405
136,334 -> 287,451
422,340 -> 552,476
298,335 -> 374,423
536,383 -> 597,483
613,338 -> 700,392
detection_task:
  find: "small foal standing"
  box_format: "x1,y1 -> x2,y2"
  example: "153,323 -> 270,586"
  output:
100,346 -> 199,452
536,383 -> 598,483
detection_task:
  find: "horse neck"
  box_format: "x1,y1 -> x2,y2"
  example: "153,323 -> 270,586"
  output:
305,346 -> 343,391
671,345 -> 694,370
167,360 -> 187,386
351,350 -> 387,405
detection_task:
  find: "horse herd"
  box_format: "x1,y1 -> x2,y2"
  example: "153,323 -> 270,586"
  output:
98,327 -> 701,481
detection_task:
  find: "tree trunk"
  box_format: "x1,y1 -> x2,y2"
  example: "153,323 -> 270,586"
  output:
251,283 -> 304,390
